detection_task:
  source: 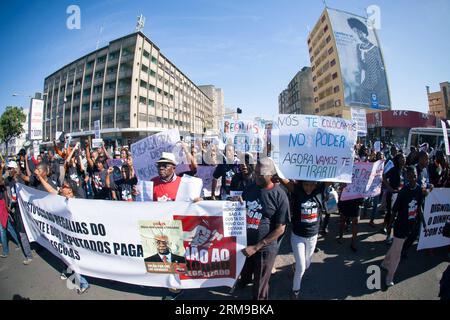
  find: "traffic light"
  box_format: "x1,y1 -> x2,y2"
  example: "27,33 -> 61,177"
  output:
237,108 -> 242,114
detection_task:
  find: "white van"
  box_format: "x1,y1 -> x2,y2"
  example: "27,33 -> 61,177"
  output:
407,127 -> 450,155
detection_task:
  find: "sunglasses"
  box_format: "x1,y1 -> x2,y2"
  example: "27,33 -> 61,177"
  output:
156,163 -> 173,169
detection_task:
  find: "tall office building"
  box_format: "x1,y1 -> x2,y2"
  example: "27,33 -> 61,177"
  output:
307,7 -> 391,119
198,85 -> 224,134
278,67 -> 314,115
427,82 -> 450,119
43,32 -> 213,144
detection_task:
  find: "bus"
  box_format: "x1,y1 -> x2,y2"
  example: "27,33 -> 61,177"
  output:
407,127 -> 450,155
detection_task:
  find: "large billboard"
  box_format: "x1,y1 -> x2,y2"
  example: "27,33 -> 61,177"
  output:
29,98 -> 44,140
327,8 -> 391,110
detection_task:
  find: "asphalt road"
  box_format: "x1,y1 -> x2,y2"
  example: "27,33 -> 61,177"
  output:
1,215 -> 448,300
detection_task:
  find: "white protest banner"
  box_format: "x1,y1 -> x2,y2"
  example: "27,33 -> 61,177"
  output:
351,107 -> 367,137
92,138 -> 103,149
441,120 -> 450,156
17,184 -> 246,289
195,166 -> 221,198
94,120 -> 101,139
341,160 -> 384,201
175,176 -> 203,201
220,119 -> 265,153
273,114 -> 358,182
136,181 -> 153,202
374,141 -> 381,153
418,189 -> 450,250
29,98 -> 44,140
130,129 -> 189,181
222,202 -> 246,237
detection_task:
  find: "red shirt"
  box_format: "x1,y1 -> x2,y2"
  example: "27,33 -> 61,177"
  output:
151,175 -> 182,202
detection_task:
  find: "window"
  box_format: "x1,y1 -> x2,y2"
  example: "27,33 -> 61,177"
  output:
333,86 -> 340,93
140,80 -> 147,89
330,59 -> 336,67
310,55 -> 314,63
97,56 -> 106,64
313,76 -> 317,82
314,87 -> 318,92
148,99 -> 155,107
323,25 -> 328,33
141,65 -> 148,73
326,35 -> 331,43
314,97 -> 319,103
321,15 -> 326,23
151,56 -> 157,64
93,85 -> 102,94
139,96 -> 147,104
83,89 -> 90,96
149,70 -> 156,77
109,51 -> 119,60
149,84 -> 155,92
143,50 -> 150,58
92,101 -> 101,110
332,72 -> 338,80
335,99 -> 341,107
157,88 -> 162,94
328,47 -> 334,55
312,66 -> 315,72
82,103 -> 90,112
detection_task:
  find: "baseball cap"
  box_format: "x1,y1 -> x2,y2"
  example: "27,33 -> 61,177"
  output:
156,152 -> 177,166
7,161 -> 18,169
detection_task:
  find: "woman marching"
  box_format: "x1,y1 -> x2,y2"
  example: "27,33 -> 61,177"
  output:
279,179 -> 327,299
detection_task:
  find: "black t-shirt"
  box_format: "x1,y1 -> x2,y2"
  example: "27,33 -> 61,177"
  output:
242,183 -> 290,251
230,172 -> 255,193
291,185 -> 324,238
90,169 -> 110,200
29,175 -> 58,193
66,166 -> 87,199
213,163 -> 239,197
0,184 -> 5,201
385,166 -> 404,191
114,177 -> 138,201
393,184 -> 424,239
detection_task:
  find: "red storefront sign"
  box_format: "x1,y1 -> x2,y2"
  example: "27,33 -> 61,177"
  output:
366,111 -> 437,129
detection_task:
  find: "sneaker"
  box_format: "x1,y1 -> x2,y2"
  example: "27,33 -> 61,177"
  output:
0,254 -> 7,258
291,290 -> 300,300
385,280 -> 394,287
381,227 -> 387,234
77,285 -> 90,295
23,258 -> 32,265
60,273 -> 68,280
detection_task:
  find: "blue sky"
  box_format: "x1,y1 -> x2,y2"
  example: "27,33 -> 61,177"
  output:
1,0 -> 449,120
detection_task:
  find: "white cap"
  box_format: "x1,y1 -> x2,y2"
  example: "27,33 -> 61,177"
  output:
156,152 -> 177,166
7,161 -> 18,169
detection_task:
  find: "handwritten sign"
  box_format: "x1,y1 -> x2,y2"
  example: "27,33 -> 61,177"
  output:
351,108 -> 367,137
92,138 -> 103,149
220,119 -> 265,153
222,202 -> 246,237
196,165 -> 221,198
341,160 -> 384,201
136,181 -> 154,202
130,129 -> 188,181
273,114 -> 357,183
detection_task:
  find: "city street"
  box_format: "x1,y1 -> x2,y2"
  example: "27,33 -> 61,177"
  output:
1,215 -> 448,300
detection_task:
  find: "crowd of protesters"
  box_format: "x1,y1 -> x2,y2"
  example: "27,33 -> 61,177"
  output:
1,135 -> 449,300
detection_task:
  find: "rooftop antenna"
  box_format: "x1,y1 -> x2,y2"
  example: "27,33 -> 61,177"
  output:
136,14 -> 146,33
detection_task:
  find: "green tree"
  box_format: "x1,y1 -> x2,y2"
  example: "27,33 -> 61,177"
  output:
0,106 -> 27,156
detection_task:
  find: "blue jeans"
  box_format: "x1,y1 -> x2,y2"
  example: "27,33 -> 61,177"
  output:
1,218 -> 20,256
